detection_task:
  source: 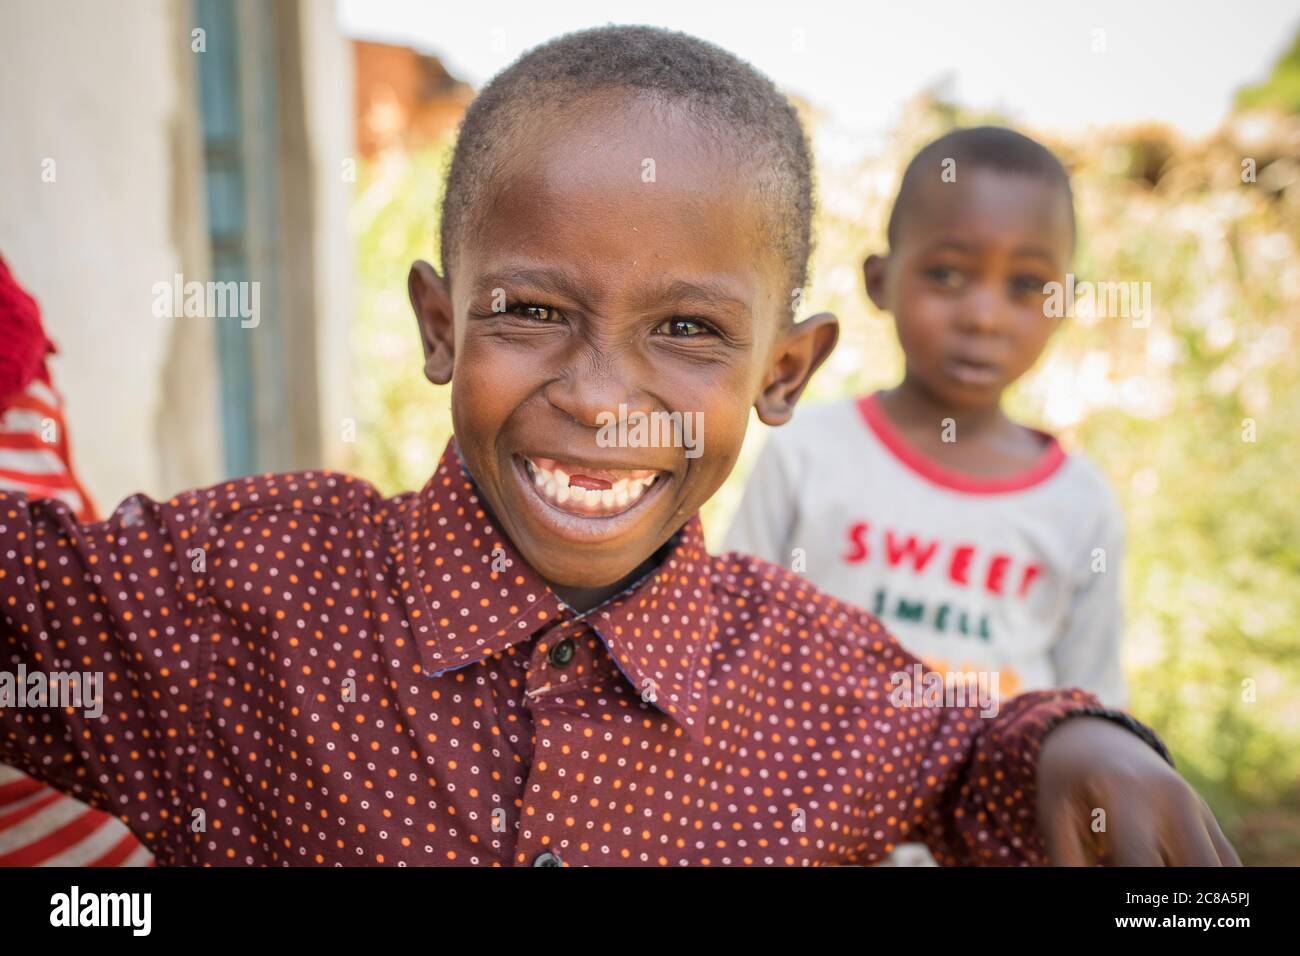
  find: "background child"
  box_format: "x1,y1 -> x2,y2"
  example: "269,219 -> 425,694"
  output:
727,127 -> 1127,709
0,254 -> 151,866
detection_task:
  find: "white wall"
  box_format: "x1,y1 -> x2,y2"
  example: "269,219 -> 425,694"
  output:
301,0 -> 358,474
0,0 -> 223,509
0,0 -> 356,507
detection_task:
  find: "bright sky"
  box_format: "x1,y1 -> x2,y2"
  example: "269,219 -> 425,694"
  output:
338,0 -> 1297,141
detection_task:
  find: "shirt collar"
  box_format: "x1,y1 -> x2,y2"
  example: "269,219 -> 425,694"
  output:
397,436 -> 716,745
580,517 -> 715,743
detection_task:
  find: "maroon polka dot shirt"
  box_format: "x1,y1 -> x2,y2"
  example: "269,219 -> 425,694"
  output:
0,437 -> 1168,866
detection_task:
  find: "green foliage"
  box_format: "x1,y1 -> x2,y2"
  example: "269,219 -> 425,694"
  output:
1236,28 -> 1300,114
348,144 -> 457,495
1065,126 -> 1300,851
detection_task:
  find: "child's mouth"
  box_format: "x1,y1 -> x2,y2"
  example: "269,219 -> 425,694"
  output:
947,356 -> 1002,387
512,454 -> 669,539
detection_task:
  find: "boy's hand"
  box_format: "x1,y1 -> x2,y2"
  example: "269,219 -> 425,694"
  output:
1036,716 -> 1241,866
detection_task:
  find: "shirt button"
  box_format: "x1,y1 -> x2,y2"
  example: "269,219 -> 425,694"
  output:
548,638 -> 576,668
532,851 -> 563,867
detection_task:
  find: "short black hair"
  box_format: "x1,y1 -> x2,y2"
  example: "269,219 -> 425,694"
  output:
886,126 -> 1076,248
439,25 -> 815,304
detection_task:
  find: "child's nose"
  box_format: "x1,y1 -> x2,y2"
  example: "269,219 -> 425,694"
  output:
956,283 -> 1009,334
542,357 -> 656,430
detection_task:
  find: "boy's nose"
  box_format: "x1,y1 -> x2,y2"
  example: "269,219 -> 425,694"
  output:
956,284 -> 1008,334
542,357 -> 656,430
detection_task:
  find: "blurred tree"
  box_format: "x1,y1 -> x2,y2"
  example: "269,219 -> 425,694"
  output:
1236,28 -> 1300,114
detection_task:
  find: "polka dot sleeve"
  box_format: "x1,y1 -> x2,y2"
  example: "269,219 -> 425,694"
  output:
901,688 -> 1173,865
720,554 -> 1174,867
0,489 -> 211,856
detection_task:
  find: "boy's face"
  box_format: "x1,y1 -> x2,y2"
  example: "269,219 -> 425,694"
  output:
864,168 -> 1073,409
410,93 -> 836,596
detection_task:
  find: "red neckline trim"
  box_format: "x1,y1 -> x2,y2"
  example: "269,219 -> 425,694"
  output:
856,392 -> 1067,495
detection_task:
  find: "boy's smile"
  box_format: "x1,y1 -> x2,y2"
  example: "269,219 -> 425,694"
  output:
515,452 -> 667,535
409,92 -> 837,608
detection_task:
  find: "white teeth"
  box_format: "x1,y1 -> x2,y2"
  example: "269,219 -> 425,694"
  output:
523,456 -> 660,516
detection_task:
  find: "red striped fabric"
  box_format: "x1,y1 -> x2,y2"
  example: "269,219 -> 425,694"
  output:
0,375 -> 152,867
0,376 -> 97,519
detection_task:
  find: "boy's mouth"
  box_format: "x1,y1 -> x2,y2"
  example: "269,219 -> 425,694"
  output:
512,453 -> 670,539
946,356 -> 1002,387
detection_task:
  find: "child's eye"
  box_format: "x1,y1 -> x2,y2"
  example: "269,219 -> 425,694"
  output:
509,303 -> 562,322
926,266 -> 966,290
655,317 -> 714,337
1011,275 -> 1050,296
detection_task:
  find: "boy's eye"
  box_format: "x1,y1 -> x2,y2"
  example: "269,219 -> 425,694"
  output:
1011,275 -> 1050,296
509,303 -> 562,322
926,266 -> 966,290
655,317 -> 714,337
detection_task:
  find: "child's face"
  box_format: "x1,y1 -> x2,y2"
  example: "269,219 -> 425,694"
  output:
410,93 -> 837,595
864,168 -> 1073,409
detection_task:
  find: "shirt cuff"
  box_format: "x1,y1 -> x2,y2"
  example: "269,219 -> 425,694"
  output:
997,691 -> 1174,782
976,689 -> 1174,863
1048,705 -> 1175,768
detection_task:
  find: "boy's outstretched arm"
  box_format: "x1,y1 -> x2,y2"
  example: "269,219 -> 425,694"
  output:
904,687 -> 1240,865
850,618 -> 1238,866
1035,715 -> 1239,865
0,489 -> 210,859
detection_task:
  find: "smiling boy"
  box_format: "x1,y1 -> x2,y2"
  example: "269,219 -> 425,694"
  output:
0,27 -> 1236,866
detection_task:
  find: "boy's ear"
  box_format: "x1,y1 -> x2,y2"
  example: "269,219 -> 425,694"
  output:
408,260 -> 455,385
754,311 -> 839,427
862,253 -> 890,312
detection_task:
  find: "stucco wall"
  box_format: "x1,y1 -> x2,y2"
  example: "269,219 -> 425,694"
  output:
299,0 -> 358,475
0,0 -> 222,509
0,0 -> 356,507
